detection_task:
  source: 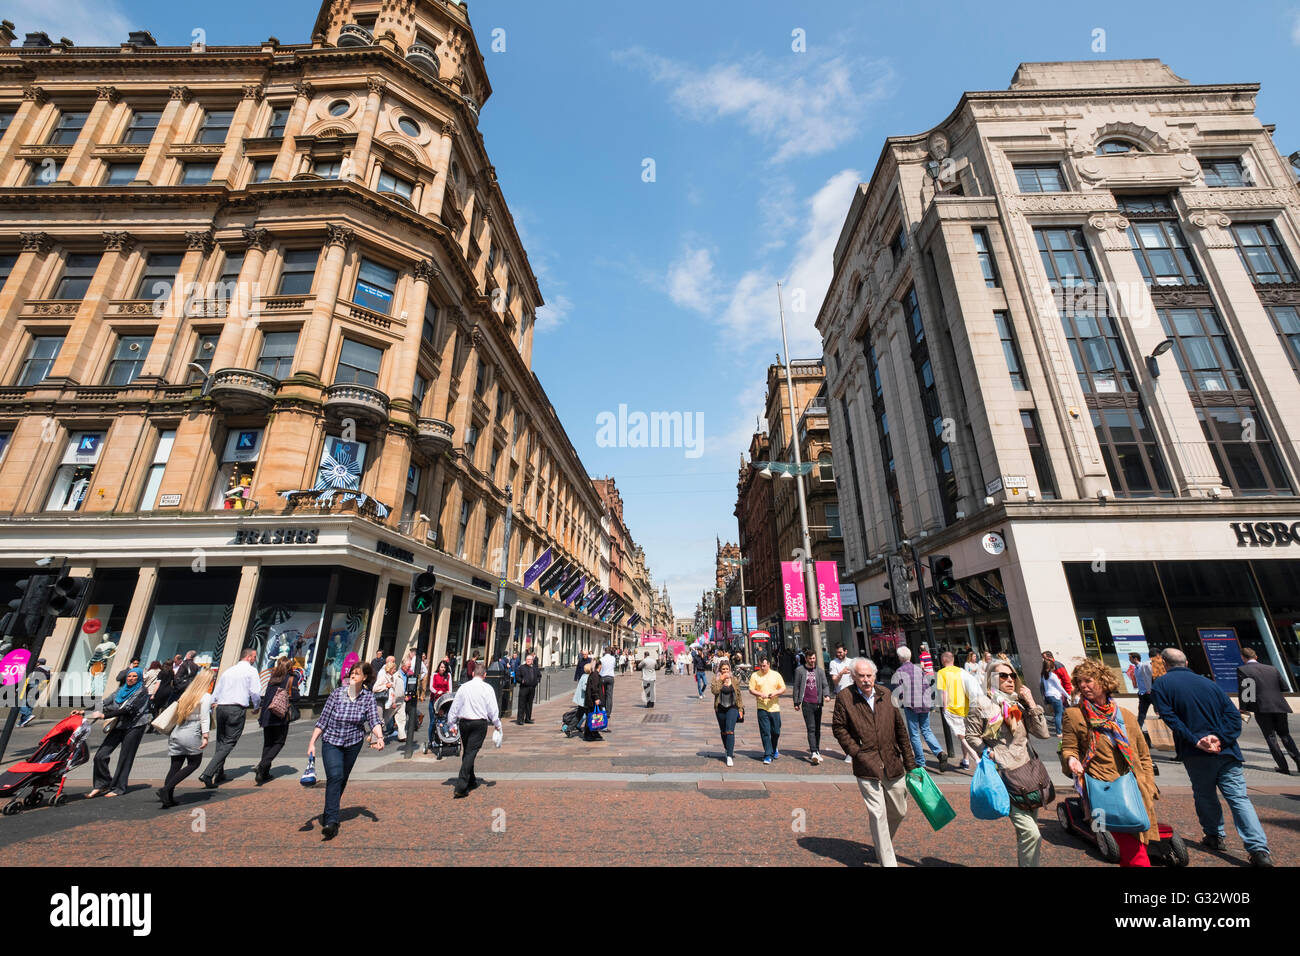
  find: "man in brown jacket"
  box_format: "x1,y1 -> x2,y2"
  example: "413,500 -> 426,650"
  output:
832,657 -> 917,867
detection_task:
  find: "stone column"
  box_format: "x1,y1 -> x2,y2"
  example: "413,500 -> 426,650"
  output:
136,85 -> 190,184
422,122 -> 456,219
48,231 -> 137,383
139,229 -> 213,378
387,260 -> 437,426
1085,212 -> 1223,495
270,81 -> 313,182
363,573 -> 392,660
212,84 -> 263,184
62,85 -> 119,185
0,86 -> 49,173
293,224 -> 354,379
219,564 -> 262,673
348,77 -> 386,187
210,227 -> 271,370
430,592 -> 452,665
0,232 -> 52,344
1184,208 -> 1300,477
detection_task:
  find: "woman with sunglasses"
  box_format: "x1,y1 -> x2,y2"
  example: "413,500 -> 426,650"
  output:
965,664 -> 1051,866
710,661 -> 744,766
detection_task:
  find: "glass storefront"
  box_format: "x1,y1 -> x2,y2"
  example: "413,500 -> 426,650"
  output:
446,596 -> 471,665
1065,559 -> 1299,693
139,567 -> 240,672
62,568 -> 137,702
319,570 -> 377,697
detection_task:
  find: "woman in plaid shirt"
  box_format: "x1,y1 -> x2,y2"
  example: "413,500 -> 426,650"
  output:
307,661 -> 385,840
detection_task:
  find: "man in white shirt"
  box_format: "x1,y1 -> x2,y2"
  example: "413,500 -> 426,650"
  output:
600,647 -> 616,718
447,662 -> 502,798
639,651 -> 658,708
200,647 -> 262,789
829,644 -> 855,693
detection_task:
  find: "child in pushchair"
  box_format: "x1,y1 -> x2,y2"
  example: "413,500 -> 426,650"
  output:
424,691 -> 461,759
0,714 -> 92,814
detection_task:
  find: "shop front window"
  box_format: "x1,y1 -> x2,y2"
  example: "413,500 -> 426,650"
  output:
247,569 -> 328,696
139,567 -> 240,675
446,596 -> 472,672
319,569 -> 377,697
211,428 -> 263,509
59,569 -> 137,703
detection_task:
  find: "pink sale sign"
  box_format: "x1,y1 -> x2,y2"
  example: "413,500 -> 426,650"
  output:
1,649 -> 31,686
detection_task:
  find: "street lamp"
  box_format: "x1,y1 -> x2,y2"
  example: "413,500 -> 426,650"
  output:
1145,338 -> 1174,379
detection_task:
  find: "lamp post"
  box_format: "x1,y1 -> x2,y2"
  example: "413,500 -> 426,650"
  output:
776,281 -> 825,672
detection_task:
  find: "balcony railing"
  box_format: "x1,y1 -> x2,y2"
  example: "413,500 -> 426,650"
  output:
416,417 -> 455,455
208,367 -> 277,413
405,41 -> 441,76
324,382 -> 390,426
336,23 -> 374,47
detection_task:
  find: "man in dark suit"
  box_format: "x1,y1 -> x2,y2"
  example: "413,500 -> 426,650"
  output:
1237,647 -> 1300,775
173,651 -> 199,691
515,654 -> 541,724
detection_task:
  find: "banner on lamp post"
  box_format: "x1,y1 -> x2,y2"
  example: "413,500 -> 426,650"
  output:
815,562 -> 843,622
781,561 -> 808,622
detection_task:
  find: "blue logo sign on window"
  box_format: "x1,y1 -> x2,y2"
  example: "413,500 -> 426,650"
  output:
236,431 -> 258,451
77,434 -> 101,455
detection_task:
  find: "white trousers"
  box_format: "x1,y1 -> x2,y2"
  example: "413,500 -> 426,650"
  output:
856,774 -> 908,867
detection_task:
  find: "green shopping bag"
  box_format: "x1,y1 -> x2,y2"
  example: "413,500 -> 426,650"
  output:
906,767 -> 956,831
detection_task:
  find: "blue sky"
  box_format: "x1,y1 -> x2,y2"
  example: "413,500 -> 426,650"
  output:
21,0 -> 1300,617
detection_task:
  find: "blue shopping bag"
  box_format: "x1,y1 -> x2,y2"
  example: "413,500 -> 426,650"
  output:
970,751 -> 1010,819
586,706 -> 608,732
1085,772 -> 1150,833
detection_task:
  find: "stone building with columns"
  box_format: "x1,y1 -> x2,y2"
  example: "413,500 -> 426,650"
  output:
818,60 -> 1300,691
0,1 -> 617,702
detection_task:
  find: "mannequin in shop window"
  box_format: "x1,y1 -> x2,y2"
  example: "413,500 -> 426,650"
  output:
224,468 -> 253,510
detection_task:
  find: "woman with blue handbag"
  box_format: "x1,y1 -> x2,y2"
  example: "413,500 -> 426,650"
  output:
1060,658 -> 1159,867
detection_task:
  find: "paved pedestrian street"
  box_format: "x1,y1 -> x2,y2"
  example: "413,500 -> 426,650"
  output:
1,672 -> 1296,868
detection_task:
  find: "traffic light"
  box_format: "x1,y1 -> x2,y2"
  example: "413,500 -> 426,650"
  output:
45,574 -> 90,619
929,555 -> 956,593
408,569 -> 437,615
1,575 -> 52,649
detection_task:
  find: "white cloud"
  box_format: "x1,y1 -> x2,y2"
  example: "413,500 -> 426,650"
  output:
9,0 -> 133,46
666,245 -> 717,314
616,47 -> 894,164
534,294 -> 572,333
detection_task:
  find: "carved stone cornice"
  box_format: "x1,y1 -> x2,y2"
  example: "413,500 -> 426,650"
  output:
241,227 -> 272,250
96,86 -> 120,103
1010,192 -> 1119,215
102,231 -> 135,252
324,223 -> 355,248
294,80 -> 314,100
1181,187 -> 1299,212
1085,212 -> 1133,251
185,229 -> 216,253
19,231 -> 52,253
1186,210 -> 1236,249
413,259 -> 440,284
22,85 -> 47,104
366,77 -> 387,96
169,85 -> 192,103
242,84 -> 265,102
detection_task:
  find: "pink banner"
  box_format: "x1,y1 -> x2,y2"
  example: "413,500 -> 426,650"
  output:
815,562 -> 843,621
781,561 -> 808,621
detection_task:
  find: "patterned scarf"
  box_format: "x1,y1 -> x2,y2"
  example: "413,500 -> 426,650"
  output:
982,689 -> 1023,738
1081,697 -> 1135,771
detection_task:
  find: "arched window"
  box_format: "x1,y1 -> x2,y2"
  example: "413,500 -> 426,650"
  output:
1096,139 -> 1142,156
818,452 -> 834,481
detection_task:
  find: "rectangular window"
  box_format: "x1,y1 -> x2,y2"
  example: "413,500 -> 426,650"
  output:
1021,411 -> 1058,499
46,431 -> 104,511
422,300 -> 439,345
377,170 -> 414,199
481,514 -> 494,565
402,464 -> 421,526
334,338 -> 382,388
475,360 -> 488,397
104,335 -> 153,386
825,503 -> 842,539
256,330 -> 298,378
210,428 -> 262,509
1158,307 -> 1245,392
0,111 -> 13,136
123,110 -> 161,145
313,159 -> 342,179
1198,407 -> 1291,496
1232,222 -> 1296,285
973,228 -> 999,287
1090,407 -> 1171,497
994,312 -> 1027,390
181,162 -> 215,185
1127,218 -> 1202,286
267,107 -> 290,139
29,160 -> 61,185
889,227 -> 907,266
413,373 -> 429,409
53,254 -> 101,300
464,424 -> 479,463
1200,158 -> 1247,188
18,335 -> 63,386
105,162 -> 139,186
189,332 -> 220,381
196,109 -> 233,144
315,436 -> 367,491
219,251 -> 245,289
456,500 -> 470,558
0,431 -> 9,463
1266,306 -> 1300,380
47,110 -> 88,146
0,253 -> 15,290
903,286 -> 925,345
353,259 -> 399,314
1014,164 -> 1065,193
251,159 -> 273,183
277,249 -> 318,295
488,445 -> 501,480
138,429 -> 176,510
135,251 -> 183,300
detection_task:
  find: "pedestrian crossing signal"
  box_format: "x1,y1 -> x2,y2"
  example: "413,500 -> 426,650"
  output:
929,555 -> 956,593
409,569 -> 437,615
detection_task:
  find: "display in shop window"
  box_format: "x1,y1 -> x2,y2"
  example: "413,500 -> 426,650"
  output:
250,603 -> 322,695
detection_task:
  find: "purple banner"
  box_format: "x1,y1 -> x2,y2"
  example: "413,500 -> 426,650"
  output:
522,547 -> 554,589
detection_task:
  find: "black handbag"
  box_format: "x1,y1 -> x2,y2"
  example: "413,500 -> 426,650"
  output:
999,753 -> 1056,810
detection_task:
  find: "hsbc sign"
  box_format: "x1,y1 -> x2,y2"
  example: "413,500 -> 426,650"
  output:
1231,521 -> 1300,547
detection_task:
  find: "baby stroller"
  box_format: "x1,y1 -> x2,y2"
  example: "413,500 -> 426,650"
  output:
560,707 -> 586,738
426,691 -> 461,759
0,714 -> 92,814
1056,779 -> 1188,866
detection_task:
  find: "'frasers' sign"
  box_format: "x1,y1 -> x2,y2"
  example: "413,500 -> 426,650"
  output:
815,562 -> 843,622
781,561 -> 807,622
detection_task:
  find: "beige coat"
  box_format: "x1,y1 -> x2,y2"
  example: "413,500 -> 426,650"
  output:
1059,703 -> 1160,844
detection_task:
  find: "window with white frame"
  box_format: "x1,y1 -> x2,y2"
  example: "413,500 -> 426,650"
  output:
210,428 -> 262,509
46,431 -> 105,511
138,429 -> 176,510
17,335 -> 63,386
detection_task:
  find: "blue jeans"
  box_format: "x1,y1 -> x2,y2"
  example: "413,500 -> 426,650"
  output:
1182,754 -> 1269,853
1045,696 -> 1064,735
696,672 -> 707,695
715,707 -> 738,758
904,709 -> 944,766
756,709 -> 781,759
320,739 -> 363,827
427,698 -> 437,746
